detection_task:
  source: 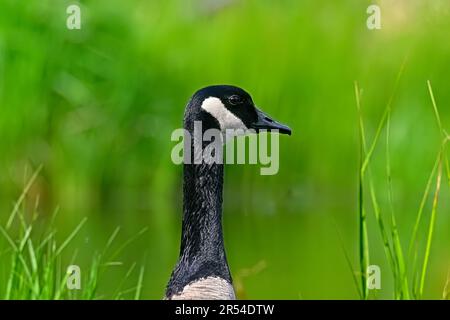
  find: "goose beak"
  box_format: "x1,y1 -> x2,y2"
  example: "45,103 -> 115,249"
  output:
250,107 -> 292,135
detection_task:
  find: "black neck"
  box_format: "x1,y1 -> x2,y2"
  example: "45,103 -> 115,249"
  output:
180,159 -> 226,260
166,123 -> 231,297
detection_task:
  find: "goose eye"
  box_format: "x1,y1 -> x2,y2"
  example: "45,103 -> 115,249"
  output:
228,95 -> 243,105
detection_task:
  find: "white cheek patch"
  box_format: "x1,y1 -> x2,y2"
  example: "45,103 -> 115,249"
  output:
201,97 -> 248,131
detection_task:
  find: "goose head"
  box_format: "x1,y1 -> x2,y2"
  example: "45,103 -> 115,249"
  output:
184,85 -> 292,136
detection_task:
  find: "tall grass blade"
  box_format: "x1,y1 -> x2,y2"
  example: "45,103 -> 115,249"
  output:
418,155 -> 443,298
411,151 -> 444,299
109,227 -> 148,262
104,226 -> 121,255
113,262 -> 137,299
0,226 -> 18,251
427,81 -> 443,137
361,58 -> 407,174
385,111 -> 410,299
355,81 -> 370,299
332,218 -> 363,299
6,164 -> 43,229
134,265 -> 145,300
56,217 -> 87,256
443,268 -> 450,300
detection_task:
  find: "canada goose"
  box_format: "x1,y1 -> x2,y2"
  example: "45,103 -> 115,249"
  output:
165,85 -> 291,300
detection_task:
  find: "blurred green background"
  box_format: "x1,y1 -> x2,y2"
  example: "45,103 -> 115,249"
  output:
0,0 -> 449,299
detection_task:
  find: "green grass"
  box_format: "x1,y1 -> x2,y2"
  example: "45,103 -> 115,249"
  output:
0,172 -> 146,299
352,80 -> 449,299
